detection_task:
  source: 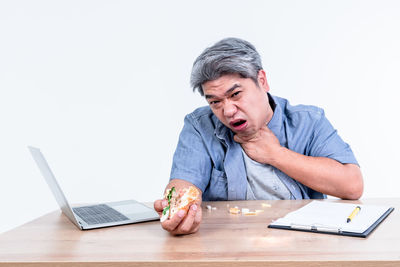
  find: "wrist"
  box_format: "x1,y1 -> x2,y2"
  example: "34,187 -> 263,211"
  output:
269,146 -> 288,167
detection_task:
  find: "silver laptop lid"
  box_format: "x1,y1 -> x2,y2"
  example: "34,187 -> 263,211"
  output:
28,146 -> 82,229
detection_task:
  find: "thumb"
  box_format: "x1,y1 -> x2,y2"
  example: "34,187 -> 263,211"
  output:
233,134 -> 243,143
154,199 -> 168,213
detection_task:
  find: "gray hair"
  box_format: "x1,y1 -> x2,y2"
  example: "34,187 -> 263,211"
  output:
190,37 -> 263,96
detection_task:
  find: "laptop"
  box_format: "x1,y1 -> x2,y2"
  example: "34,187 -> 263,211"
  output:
28,146 -> 160,230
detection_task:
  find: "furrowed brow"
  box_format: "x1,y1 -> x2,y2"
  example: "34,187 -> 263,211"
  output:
205,84 -> 241,99
205,94 -> 215,99
224,84 -> 241,96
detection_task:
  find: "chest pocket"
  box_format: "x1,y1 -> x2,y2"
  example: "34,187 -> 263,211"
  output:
204,167 -> 228,201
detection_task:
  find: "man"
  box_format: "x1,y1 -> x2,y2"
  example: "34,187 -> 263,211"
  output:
154,37 -> 363,235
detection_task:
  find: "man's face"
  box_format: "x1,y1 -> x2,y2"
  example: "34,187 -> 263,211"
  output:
203,70 -> 273,137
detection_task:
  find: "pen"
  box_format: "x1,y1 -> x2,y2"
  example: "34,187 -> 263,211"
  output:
347,206 -> 361,223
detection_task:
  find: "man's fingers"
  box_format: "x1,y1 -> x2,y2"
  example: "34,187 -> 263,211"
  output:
185,205 -> 202,234
234,133 -> 257,143
233,135 -> 243,143
154,199 -> 168,215
161,209 -> 186,232
235,126 -> 273,144
172,204 -> 198,234
194,205 -> 202,225
153,199 -> 163,213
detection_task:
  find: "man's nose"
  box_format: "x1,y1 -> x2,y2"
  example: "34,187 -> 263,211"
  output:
223,101 -> 237,118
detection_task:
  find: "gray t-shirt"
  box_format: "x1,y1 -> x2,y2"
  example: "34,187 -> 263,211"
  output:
242,149 -> 293,200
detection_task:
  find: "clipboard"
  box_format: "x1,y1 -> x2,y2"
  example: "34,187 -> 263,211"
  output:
268,201 -> 394,238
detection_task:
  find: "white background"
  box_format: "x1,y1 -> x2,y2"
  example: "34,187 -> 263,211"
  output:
1,0 -> 399,234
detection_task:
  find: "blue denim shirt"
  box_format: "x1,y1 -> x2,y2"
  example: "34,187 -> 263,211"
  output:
170,94 -> 359,201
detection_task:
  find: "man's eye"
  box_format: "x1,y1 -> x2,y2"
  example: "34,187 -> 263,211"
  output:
210,100 -> 220,105
231,91 -> 241,98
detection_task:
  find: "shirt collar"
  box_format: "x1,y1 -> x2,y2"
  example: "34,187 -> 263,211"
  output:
214,115 -> 232,143
267,93 -> 284,138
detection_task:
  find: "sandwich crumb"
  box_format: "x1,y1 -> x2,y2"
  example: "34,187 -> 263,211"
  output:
229,207 -> 240,214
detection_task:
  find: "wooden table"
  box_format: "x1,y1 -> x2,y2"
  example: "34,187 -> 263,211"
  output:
0,199 -> 399,266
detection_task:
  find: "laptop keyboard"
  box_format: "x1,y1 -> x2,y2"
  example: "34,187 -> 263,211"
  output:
72,204 -> 129,225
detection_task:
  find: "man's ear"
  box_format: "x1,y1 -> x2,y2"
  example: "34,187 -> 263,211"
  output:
257,70 -> 270,93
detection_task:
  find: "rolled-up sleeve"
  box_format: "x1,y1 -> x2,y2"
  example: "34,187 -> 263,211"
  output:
169,115 -> 212,193
308,110 -> 359,165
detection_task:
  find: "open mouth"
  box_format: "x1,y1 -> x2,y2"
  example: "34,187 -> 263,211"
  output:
233,120 -> 246,127
230,119 -> 247,130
